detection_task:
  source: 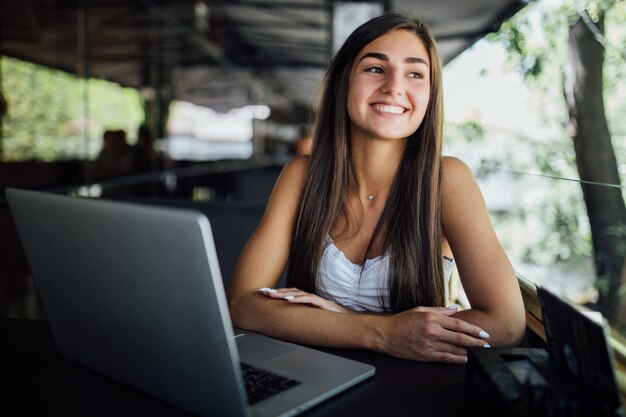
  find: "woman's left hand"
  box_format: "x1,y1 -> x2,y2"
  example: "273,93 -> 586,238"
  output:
259,287 -> 350,314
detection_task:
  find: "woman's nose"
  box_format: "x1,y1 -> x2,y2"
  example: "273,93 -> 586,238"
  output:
380,71 -> 405,95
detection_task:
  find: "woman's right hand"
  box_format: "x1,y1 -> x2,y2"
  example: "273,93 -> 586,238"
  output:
259,287 -> 350,314
378,306 -> 491,364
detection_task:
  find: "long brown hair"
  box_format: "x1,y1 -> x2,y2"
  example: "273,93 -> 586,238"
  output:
287,12 -> 445,312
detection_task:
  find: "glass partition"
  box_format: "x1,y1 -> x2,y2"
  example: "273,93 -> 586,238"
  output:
444,0 -> 625,338
0,1 -> 284,317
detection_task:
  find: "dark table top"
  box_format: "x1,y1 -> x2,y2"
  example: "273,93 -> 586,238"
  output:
1,318 -> 497,417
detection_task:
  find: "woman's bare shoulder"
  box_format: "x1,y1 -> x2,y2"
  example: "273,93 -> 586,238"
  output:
283,154 -> 309,176
442,156 -> 476,192
275,155 -> 309,195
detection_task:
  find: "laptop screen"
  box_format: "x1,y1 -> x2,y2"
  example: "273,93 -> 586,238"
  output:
537,286 -> 620,404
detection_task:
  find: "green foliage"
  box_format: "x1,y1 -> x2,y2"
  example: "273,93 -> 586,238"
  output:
488,0 -> 626,178
603,4 -> 626,146
1,56 -> 143,161
535,197 -> 593,262
492,0 -> 626,102
607,223 -> 626,257
532,136 -> 578,179
477,0 -> 625,276
489,22 -> 543,78
444,120 -> 485,144
488,2 -> 568,81
2,57 -> 80,160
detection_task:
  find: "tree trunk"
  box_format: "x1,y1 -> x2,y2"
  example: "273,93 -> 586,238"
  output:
564,14 -> 626,320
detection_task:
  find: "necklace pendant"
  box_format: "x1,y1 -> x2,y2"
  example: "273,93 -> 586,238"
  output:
367,195 -> 375,201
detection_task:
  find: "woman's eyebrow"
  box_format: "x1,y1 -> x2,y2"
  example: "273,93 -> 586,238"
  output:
405,56 -> 429,67
359,52 -> 429,67
360,52 -> 388,62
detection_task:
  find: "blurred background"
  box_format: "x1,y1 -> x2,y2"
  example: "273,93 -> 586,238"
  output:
0,0 -> 624,343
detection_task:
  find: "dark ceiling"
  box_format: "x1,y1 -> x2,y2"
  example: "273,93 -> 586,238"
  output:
1,0 -> 527,114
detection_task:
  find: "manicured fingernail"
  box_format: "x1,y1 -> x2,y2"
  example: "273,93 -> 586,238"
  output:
483,343 -> 491,348
479,331 -> 490,339
259,288 -> 277,293
283,296 -> 295,300
463,357 -> 468,363
447,304 -> 460,310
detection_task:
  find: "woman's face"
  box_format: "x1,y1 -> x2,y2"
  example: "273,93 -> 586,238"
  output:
347,29 -> 431,142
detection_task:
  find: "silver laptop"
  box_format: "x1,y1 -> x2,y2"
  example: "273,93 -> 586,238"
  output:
7,188 -> 375,417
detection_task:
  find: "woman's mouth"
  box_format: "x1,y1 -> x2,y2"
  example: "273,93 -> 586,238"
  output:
371,103 -> 406,114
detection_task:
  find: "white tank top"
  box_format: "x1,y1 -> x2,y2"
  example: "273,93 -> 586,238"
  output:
317,236 -> 455,312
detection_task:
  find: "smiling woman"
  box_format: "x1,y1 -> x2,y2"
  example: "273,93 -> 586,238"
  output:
347,31 -> 431,142
227,12 -> 525,364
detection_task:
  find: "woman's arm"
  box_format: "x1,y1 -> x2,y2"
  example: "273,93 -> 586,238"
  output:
227,156 -> 381,348
227,156 -> 495,363
441,156 -> 526,346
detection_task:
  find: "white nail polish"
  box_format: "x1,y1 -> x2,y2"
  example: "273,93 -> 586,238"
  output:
479,330 -> 490,339
463,357 -> 468,364
447,304 -> 460,310
284,296 -> 295,300
259,287 -> 270,292
483,343 -> 491,348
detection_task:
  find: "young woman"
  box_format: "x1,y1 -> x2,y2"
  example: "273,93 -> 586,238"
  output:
227,12 -> 525,364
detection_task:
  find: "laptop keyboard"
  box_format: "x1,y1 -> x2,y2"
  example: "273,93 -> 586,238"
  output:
240,363 -> 301,405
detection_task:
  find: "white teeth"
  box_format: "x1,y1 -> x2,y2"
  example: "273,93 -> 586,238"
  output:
372,104 -> 405,114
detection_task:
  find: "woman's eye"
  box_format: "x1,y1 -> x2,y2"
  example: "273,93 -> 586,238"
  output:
408,71 -> 424,79
365,65 -> 384,74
